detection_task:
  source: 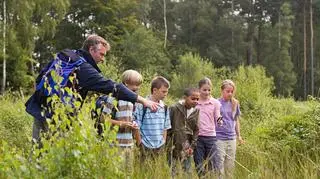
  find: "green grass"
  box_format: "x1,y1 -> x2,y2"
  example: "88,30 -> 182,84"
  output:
0,94 -> 320,178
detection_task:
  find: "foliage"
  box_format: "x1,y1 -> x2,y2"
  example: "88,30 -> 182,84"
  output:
118,27 -> 171,77
0,93 -> 124,178
0,95 -> 33,150
170,52 -> 228,97
1,0 -> 320,178
0,0 -> 70,90
1,87 -> 320,178
260,2 -> 296,96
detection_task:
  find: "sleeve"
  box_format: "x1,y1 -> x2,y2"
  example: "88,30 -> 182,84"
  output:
214,100 -> 222,120
235,103 -> 241,119
167,106 -> 175,137
134,103 -> 143,127
77,63 -> 137,103
191,109 -> 200,149
101,97 -> 115,115
164,107 -> 171,130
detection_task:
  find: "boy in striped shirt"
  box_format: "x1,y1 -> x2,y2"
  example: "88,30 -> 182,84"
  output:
101,69 -> 142,176
134,76 -> 171,160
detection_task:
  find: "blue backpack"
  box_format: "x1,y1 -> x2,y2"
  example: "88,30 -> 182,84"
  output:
36,49 -> 86,97
25,49 -> 87,119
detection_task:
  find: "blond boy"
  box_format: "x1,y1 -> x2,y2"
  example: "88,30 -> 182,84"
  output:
101,69 -> 143,176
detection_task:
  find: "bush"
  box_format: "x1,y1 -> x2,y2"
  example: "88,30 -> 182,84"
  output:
170,53 -> 230,97
0,95 -> 33,151
234,101 -> 320,178
118,27 -> 171,76
0,95 -> 124,178
256,103 -> 320,154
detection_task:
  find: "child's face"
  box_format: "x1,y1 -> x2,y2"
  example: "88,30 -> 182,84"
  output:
153,85 -> 169,101
184,92 -> 200,109
199,84 -> 211,99
222,84 -> 234,100
126,83 -> 140,94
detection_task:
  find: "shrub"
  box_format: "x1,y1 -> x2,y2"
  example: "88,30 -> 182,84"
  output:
0,95 -> 123,178
0,95 -> 33,151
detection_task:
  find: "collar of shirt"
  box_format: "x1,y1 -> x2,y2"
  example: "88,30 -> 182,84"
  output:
178,99 -> 184,105
77,49 -> 101,73
147,95 -> 165,108
197,97 -> 216,105
179,99 -> 195,112
219,98 -> 231,103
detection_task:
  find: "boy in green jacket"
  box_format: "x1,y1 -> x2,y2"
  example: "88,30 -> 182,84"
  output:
167,88 -> 200,176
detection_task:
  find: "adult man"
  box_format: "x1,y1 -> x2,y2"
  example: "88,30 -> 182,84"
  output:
26,34 -> 158,145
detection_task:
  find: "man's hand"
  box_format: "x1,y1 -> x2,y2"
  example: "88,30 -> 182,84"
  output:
143,99 -> 159,111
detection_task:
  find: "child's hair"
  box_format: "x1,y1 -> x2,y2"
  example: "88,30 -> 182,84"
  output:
184,88 -> 200,97
151,76 -> 170,93
221,79 -> 239,115
198,77 -> 212,88
121,69 -> 143,85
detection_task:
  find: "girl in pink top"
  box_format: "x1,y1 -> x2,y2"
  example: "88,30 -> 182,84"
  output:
194,77 -> 221,177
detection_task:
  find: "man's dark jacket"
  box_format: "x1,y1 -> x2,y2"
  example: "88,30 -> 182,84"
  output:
25,49 -> 137,121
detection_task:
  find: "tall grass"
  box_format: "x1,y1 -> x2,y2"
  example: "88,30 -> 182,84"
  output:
0,64 -> 320,178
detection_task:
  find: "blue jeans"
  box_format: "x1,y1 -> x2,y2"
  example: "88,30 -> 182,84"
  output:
194,136 -> 218,176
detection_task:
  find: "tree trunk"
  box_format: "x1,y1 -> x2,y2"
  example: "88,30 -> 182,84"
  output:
163,0 -> 167,49
1,0 -> 6,95
231,0 -> 234,48
246,0 -> 254,65
278,10 -> 281,49
256,24 -> 262,64
303,0 -> 307,99
247,24 -> 254,65
310,0 -> 314,96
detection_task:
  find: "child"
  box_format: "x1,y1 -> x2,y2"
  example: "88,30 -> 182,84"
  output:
216,79 -> 244,178
99,69 -> 143,176
194,77 -> 221,176
167,88 -> 200,176
134,76 -> 171,160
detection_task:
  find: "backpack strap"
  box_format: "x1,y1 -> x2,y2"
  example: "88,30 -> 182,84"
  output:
141,105 -> 168,123
140,104 -> 168,148
59,49 -> 82,62
141,106 -> 148,124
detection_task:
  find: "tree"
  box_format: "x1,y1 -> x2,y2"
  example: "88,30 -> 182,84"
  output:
33,0 -> 141,70
310,0 -> 314,96
170,53 -> 219,97
0,0 -> 69,92
118,27 -> 170,76
303,0 -> 307,99
1,0 -> 6,95
260,2 -> 296,96
167,0 -> 246,67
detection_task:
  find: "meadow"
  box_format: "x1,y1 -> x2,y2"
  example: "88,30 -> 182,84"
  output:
1,64 -> 320,179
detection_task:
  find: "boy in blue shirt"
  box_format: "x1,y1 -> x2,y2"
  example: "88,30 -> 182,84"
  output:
134,76 -> 171,160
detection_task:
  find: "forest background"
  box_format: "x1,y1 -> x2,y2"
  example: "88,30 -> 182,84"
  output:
0,0 -> 320,178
